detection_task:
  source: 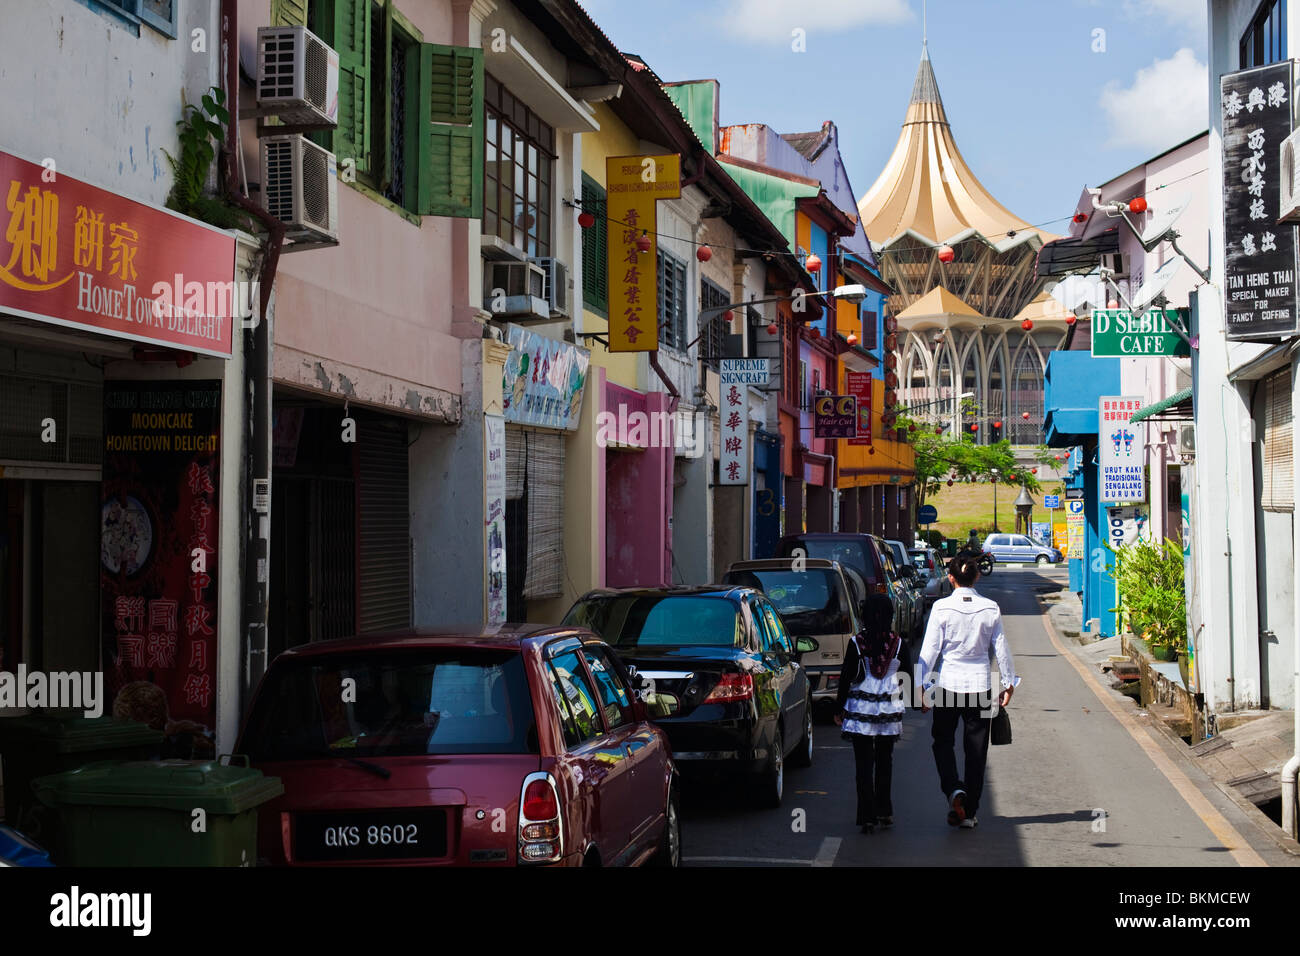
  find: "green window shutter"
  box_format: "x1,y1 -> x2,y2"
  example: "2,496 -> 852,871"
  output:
332,0 -> 372,176
581,174 -> 607,314
271,0 -> 309,27
411,43 -> 483,218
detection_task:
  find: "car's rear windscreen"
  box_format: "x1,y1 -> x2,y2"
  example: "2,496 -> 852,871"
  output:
564,595 -> 742,648
721,568 -> 850,636
779,539 -> 879,588
241,650 -> 538,759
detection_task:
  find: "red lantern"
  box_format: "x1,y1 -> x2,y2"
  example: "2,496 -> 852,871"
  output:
1021,319 -> 1034,331
578,211 -> 596,229
935,425 -> 943,435
1128,197 -> 1148,214
884,389 -> 897,406
970,424 -> 978,432
868,447 -> 876,455
1066,313 -> 1077,326
884,332 -> 899,351
847,333 -> 859,346
696,244 -> 712,262
1054,454 -> 1063,461
947,479 -> 954,486
993,420 -> 1002,428
767,322 -> 778,336
1022,411 -> 1030,419
937,245 -> 955,263
909,423 -> 916,432
806,253 -> 821,273
1072,212 -> 1087,224
884,316 -> 898,333
722,309 -> 734,323
884,372 -> 898,389
1031,468 -> 1038,474
636,233 -> 652,253
1107,299 -> 1119,309
885,353 -> 898,370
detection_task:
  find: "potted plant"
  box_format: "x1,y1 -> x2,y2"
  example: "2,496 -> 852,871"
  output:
1108,538 -> 1188,677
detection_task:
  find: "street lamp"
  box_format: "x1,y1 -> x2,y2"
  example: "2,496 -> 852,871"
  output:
990,467 -> 1000,533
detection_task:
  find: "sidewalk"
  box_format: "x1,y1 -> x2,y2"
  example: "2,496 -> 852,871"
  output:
1036,576 -> 1300,860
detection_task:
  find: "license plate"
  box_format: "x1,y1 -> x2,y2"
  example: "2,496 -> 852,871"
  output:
294,809 -> 448,862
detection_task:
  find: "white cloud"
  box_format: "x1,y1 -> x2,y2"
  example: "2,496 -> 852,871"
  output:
721,0 -> 913,43
1099,48 -> 1208,150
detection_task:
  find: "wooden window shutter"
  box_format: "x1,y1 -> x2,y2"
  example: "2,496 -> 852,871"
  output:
580,174 -> 607,314
1261,367 -> 1294,512
332,0 -> 373,176
411,43 -> 483,218
271,0 -> 309,27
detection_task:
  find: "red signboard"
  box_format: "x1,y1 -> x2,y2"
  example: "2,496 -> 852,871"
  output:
0,150 -> 236,357
846,371 -> 873,446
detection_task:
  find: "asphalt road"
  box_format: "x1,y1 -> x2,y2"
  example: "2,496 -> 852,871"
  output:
679,564 -> 1297,867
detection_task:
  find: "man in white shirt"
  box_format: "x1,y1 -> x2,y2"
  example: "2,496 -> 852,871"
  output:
916,550 -> 1019,829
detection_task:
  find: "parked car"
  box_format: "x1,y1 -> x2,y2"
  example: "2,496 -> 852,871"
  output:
774,533 -> 916,643
883,539 -> 927,632
983,532 -> 1063,565
721,558 -> 864,723
237,625 -> 679,867
908,546 -> 952,609
563,586 -> 816,808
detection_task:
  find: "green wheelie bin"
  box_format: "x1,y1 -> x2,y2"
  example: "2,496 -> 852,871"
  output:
32,758 -> 283,866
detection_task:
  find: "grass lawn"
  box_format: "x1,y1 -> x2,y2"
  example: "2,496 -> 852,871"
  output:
919,481 -> 1067,540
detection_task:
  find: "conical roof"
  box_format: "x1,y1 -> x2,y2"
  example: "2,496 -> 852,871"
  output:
858,46 -> 1047,247
896,285 -> 981,321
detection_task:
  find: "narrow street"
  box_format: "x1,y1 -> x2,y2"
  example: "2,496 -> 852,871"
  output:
683,567 -> 1294,867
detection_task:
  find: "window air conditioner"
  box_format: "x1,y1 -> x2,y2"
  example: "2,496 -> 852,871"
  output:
484,261 -> 549,320
1280,127 -> 1300,222
1177,423 -> 1196,459
529,257 -> 570,318
256,26 -> 340,126
260,134 -> 339,243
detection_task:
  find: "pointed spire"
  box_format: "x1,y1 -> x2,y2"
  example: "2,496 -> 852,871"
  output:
908,45 -> 945,117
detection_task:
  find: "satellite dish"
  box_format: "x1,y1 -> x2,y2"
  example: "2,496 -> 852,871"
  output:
1138,187 -> 1193,252
1131,257 -> 1183,312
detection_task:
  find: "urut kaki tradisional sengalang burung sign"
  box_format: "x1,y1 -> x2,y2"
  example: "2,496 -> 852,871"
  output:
1099,396 -> 1146,504
1221,62 -> 1299,340
0,149 -> 237,356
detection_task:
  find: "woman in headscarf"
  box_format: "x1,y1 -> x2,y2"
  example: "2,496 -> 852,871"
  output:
834,593 -> 904,833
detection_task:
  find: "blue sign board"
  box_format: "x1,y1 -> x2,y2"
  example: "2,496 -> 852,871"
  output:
1044,495 -> 1060,509
917,504 -> 938,524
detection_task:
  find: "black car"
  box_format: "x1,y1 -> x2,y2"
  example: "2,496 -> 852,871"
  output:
562,586 -> 816,808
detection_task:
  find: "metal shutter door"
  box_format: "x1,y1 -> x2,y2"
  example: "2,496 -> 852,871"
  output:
1262,368 -> 1294,512
358,414 -> 411,632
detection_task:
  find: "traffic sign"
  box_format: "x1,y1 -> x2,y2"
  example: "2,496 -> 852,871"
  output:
1044,495 -> 1060,509
917,504 -> 938,524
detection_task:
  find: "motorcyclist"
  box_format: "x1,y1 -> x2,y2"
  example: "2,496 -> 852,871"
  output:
966,528 -> 980,551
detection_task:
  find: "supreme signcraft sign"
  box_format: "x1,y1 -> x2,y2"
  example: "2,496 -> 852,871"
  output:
0,150 -> 237,357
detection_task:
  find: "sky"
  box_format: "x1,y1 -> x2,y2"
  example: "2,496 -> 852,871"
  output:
576,0 -> 1210,238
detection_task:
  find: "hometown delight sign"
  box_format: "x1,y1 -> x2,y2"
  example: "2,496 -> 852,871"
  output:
0,150 -> 237,357
1099,396 -> 1146,503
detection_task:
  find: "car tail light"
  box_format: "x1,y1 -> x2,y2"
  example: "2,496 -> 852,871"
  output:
704,672 -> 754,703
517,772 -> 563,865
875,582 -> 888,594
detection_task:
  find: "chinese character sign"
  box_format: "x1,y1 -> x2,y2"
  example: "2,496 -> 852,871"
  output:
1098,396 -> 1146,503
1221,62 -> 1298,339
846,371 -> 872,446
501,324 -> 589,430
0,150 -> 237,356
719,360 -> 751,485
605,155 -> 681,352
100,381 -> 221,755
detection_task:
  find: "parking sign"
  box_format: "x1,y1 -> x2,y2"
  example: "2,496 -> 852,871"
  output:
1044,495 -> 1060,509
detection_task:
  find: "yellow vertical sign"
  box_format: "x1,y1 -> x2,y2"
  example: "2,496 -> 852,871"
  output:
606,154 -> 681,352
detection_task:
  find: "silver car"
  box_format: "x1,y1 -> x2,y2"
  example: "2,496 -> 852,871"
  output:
908,547 -> 952,609
983,532 -> 1063,565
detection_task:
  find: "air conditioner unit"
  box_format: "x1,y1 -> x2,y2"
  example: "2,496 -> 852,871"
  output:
484,261 -> 549,320
1280,127 -> 1300,222
260,134 -> 339,243
257,26 -> 340,126
1177,422 -> 1196,458
1100,252 -> 1127,277
529,257 -> 570,317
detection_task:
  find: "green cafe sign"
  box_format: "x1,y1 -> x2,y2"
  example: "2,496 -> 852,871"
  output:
1090,308 -> 1190,358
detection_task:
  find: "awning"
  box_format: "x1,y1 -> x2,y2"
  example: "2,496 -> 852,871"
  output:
1130,387 -> 1193,423
1034,228 -> 1120,279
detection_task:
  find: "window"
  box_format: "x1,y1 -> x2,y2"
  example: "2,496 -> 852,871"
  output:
580,174 -> 607,314
1241,0 -> 1287,67
485,75 -> 554,256
98,0 -> 178,36
280,0 -> 483,218
548,651 -> 604,744
1260,367 -> 1294,512
581,647 -> 634,730
564,595 -> 743,648
749,598 -> 773,651
657,249 -> 688,350
700,278 -> 730,370
799,360 -> 809,411
762,602 -> 792,654
862,310 -> 878,352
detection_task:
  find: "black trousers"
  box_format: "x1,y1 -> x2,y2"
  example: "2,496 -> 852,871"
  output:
930,695 -> 993,817
850,734 -> 896,825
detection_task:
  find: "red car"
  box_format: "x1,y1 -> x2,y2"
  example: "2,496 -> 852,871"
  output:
236,625 -> 679,867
